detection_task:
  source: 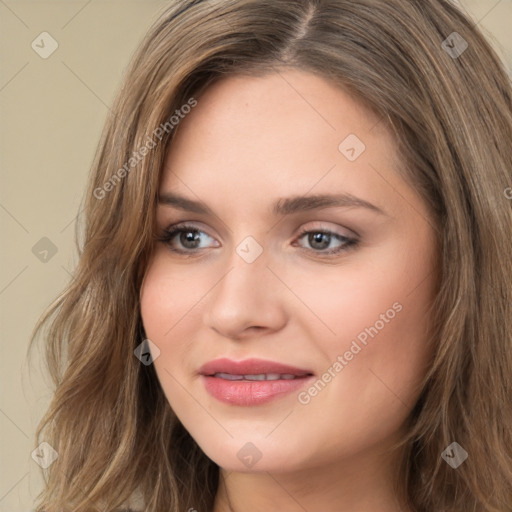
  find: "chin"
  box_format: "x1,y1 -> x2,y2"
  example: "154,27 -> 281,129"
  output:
196,435 -> 314,474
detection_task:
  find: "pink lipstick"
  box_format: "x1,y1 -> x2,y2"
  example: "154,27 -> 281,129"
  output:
199,358 -> 315,406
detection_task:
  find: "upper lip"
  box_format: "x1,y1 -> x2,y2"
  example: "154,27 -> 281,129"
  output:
199,358 -> 314,376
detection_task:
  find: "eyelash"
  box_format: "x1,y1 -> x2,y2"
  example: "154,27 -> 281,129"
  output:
157,223 -> 359,257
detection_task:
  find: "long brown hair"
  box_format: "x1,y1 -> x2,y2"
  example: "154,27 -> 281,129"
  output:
29,0 -> 512,510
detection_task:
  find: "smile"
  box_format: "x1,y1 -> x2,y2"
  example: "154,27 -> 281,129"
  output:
213,372 -> 306,381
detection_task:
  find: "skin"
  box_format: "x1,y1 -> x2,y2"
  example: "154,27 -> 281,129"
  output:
140,69 -> 440,512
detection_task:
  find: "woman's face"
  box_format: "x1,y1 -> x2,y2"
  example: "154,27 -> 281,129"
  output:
140,69 -> 439,474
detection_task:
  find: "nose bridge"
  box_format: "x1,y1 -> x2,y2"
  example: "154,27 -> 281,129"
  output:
204,235 -> 286,336
215,235 -> 269,305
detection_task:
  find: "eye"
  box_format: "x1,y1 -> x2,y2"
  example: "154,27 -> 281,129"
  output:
293,227 -> 358,255
157,223 -> 359,257
157,223 -> 218,254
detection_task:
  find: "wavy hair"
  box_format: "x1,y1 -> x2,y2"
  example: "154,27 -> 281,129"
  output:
29,0 -> 512,510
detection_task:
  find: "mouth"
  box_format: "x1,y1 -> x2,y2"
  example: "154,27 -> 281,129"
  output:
208,372 -> 312,381
198,358 -> 315,406
199,357 -> 314,378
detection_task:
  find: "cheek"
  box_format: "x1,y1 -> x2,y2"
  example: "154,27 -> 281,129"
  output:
285,238 -> 437,403
289,267 -> 435,465
140,255 -> 208,340
139,254 -> 219,398
282,243 -> 436,349
139,258 -> 199,407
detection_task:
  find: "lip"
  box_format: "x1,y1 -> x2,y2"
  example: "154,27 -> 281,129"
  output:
199,358 -> 315,406
198,357 -> 314,377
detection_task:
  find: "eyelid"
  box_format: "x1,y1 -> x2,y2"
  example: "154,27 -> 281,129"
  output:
292,224 -> 359,256
295,220 -> 359,239
158,220 -> 359,256
165,222 -> 219,244
160,220 -> 357,239
160,221 -> 217,238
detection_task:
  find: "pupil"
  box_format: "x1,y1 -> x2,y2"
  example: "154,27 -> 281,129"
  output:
181,230 -> 200,248
310,232 -> 330,249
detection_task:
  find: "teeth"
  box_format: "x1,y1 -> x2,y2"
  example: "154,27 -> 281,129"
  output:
245,373 -> 280,381
213,372 -> 299,381
215,373 -> 244,380
243,374 -> 266,381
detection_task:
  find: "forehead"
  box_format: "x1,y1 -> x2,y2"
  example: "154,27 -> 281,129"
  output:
168,69 -> 383,148
158,70 -> 414,221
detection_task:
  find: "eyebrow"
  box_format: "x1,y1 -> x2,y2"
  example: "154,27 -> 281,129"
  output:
158,192 -> 387,217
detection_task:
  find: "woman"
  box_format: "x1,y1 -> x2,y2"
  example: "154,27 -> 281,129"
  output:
30,0 -> 512,511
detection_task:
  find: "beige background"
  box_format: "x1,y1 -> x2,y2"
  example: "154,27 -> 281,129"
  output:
1,1 -> 511,510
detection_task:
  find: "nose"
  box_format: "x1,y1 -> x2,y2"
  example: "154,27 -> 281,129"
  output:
203,244 -> 288,340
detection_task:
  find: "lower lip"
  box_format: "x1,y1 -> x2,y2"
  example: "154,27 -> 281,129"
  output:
201,375 -> 314,406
